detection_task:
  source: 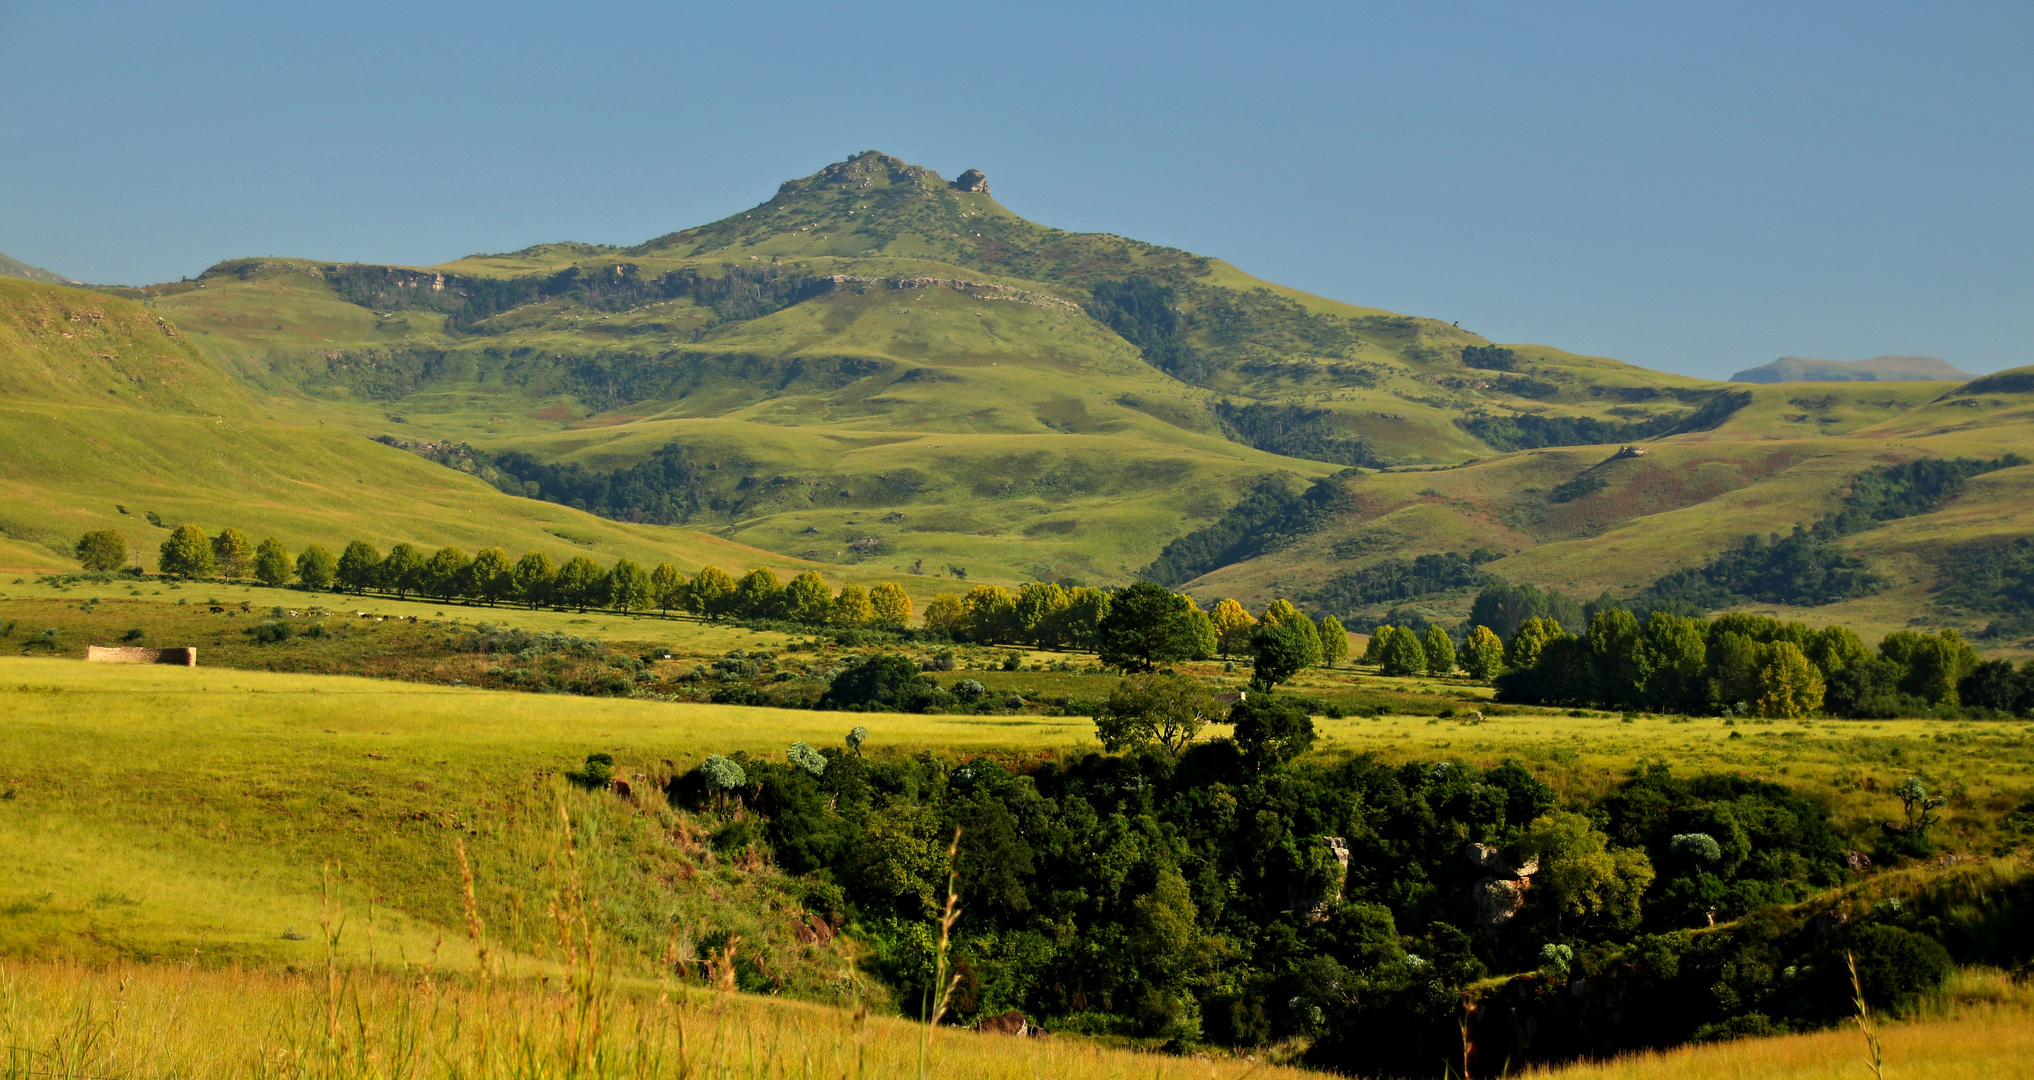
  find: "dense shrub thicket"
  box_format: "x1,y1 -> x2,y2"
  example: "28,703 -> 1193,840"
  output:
1211,402 -> 1386,468
1140,473 -> 1354,586
1086,275 -> 1212,384
674,716 -> 2013,1075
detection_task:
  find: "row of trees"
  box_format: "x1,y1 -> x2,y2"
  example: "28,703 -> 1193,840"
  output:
1359,623 -> 1504,678
137,525 -> 922,627
1488,607 -> 1992,718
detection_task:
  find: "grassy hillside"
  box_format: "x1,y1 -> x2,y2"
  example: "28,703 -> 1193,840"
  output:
0,276 -> 876,591
1191,375 -> 2034,651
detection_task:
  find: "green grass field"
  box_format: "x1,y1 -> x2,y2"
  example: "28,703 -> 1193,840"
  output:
3,654 -> 2030,1079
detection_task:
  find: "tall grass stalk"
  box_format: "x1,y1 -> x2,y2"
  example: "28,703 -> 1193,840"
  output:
1848,950 -> 1885,1080
919,828 -> 964,1080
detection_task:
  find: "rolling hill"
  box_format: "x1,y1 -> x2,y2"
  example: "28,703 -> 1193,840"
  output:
10,150 -> 2029,650
0,274 -> 838,586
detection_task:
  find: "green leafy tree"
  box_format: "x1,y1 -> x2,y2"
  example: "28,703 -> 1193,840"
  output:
1881,629 -> 1979,705
1461,625 -> 1505,679
1055,587 -> 1110,651
1094,673 -> 1218,754
700,754 -> 747,812
74,530 -> 126,572
1096,581 -> 1203,672
782,570 -> 833,624
1809,624 -> 1871,675
211,528 -> 253,579
555,556 -> 607,612
786,741 -> 828,777
868,581 -> 911,629
732,567 -> 784,620
687,565 -> 736,618
469,547 -> 515,606
1754,640 -> 1824,718
922,594 -> 966,635
1708,630 -> 1761,711
606,558 -> 652,614
1317,614 -> 1350,667
336,540 -> 383,594
1361,625 -> 1392,665
1506,616 -> 1563,668
423,546 -> 471,600
512,551 -> 557,609
1379,625 -> 1428,676
1211,598 -> 1257,657
1249,618 -> 1318,690
158,524 -> 216,579
649,563 -> 685,616
960,584 -> 1019,643
831,583 -> 873,627
1229,693 -> 1316,767
1636,612 -> 1708,713
252,538 -> 290,587
1185,604 -> 1219,661
1422,624 -> 1457,676
1260,600 -> 1321,661
294,545 -> 337,592
1587,608 -> 1644,706
1014,582 -> 1071,646
1516,810 -> 1656,931
380,543 -> 425,599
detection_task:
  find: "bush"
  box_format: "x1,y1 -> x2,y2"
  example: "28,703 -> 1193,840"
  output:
819,654 -> 953,712
569,752 -> 615,789
247,620 -> 295,644
710,818 -> 758,855
1847,924 -> 1952,1014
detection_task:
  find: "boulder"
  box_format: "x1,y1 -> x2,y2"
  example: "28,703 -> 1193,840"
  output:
950,169 -> 990,194
1467,842 -> 1538,936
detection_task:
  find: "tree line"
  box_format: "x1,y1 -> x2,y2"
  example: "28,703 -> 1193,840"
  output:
1477,606 -> 2031,718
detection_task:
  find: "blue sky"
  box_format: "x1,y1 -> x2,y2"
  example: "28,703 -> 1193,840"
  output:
1,0 -> 2027,379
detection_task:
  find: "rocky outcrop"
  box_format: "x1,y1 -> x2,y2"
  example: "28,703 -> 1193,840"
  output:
950,169 -> 990,194
1467,843 -> 1538,936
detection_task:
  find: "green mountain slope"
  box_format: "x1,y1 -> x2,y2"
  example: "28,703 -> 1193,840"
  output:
0,276 -> 831,583
1190,375 -> 2034,651
130,152 -> 1735,582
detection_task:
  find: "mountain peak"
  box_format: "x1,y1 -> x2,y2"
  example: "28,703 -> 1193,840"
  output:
777,150 -> 944,197
633,151 -> 1204,287
1730,354 -> 1970,383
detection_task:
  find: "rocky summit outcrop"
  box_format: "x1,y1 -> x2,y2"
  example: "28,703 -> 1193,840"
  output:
950,168 -> 990,194
1467,842 -> 1539,935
